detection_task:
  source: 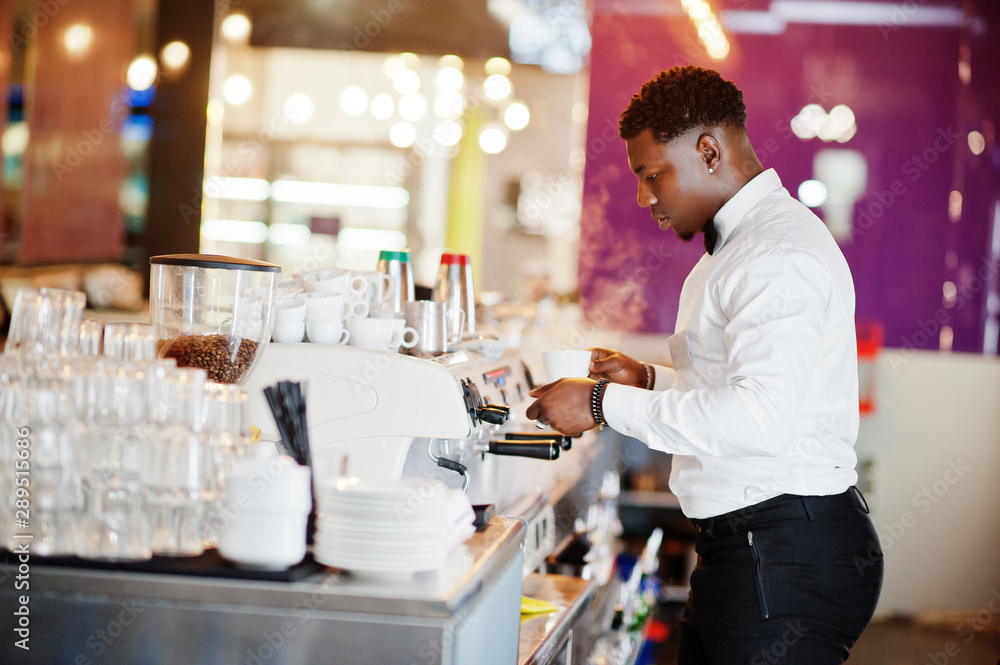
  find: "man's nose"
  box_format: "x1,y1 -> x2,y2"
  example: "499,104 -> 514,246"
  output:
637,182 -> 657,208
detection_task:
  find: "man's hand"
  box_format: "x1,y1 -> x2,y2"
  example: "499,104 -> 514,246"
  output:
589,348 -> 646,388
526,378 -> 598,436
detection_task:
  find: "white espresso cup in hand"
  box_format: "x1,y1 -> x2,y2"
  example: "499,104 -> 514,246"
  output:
542,350 -> 592,382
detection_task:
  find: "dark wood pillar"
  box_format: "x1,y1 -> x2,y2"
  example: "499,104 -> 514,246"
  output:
138,0 -> 217,267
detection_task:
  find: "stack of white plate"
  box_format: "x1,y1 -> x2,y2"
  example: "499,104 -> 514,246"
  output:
313,476 -> 476,576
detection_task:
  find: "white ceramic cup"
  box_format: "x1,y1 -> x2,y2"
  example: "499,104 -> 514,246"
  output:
302,268 -> 365,296
276,297 -> 307,322
351,270 -> 393,309
273,320 -> 306,343
307,320 -> 350,345
542,350 -> 593,382
347,317 -> 418,351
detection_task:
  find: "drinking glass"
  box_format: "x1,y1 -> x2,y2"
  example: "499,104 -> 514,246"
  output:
79,319 -> 103,355
80,361 -> 151,561
25,377 -> 83,556
6,287 -> 87,358
201,384 -> 251,546
103,322 -> 157,362
143,367 -> 208,556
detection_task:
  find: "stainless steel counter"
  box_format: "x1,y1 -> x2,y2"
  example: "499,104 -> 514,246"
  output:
0,518 -> 525,665
518,574 -> 597,665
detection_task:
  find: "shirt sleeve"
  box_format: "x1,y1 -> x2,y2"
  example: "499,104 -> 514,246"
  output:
602,248 -> 836,458
650,364 -> 674,390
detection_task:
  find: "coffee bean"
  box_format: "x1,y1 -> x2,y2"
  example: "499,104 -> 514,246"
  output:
157,333 -> 258,384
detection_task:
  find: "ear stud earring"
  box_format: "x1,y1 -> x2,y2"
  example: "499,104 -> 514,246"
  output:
708,167 -> 714,174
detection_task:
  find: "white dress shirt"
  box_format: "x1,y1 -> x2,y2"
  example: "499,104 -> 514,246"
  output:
603,169 -> 860,519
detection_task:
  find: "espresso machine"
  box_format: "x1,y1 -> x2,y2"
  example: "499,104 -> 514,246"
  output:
242,340 -> 600,574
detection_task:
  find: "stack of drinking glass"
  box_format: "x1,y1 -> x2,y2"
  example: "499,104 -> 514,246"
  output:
0,287 -> 254,561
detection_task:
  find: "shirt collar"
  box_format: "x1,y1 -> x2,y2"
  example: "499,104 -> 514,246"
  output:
706,168 -> 783,255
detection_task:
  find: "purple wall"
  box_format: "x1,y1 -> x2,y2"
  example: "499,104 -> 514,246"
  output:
579,2 -> 1000,353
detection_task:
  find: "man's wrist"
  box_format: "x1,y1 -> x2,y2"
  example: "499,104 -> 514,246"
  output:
592,379 -> 610,426
640,362 -> 654,390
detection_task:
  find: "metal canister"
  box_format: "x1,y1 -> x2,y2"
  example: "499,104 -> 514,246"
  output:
432,252 -> 475,342
375,249 -> 415,314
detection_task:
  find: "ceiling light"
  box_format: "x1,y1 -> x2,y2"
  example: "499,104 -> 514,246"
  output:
479,125 -> 508,154
63,23 -> 93,58
271,180 -> 409,208
223,74 -> 252,105
201,219 -> 268,244
829,104 -> 855,132
394,69 -> 421,94
503,101 -> 530,130
283,93 -> 314,123
434,91 -> 465,120
389,123 -> 417,148
1,123 -> 29,156
203,177 -> 270,201
485,57 -> 511,75
688,1 -> 711,21
706,38 -> 730,60
339,86 -> 368,116
433,120 -> 463,147
835,124 -> 857,143
399,93 -> 427,122
438,55 -> 463,70
436,66 -> 464,92
383,56 -> 406,77
968,131 -> 986,156
221,14 -> 251,42
371,93 -> 395,120
948,191 -> 962,222
127,56 -> 158,92
160,41 -> 191,72
483,74 -> 512,101
400,52 -> 420,68
798,180 -> 828,207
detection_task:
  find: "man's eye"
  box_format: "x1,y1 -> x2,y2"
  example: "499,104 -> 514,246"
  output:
645,173 -> 658,181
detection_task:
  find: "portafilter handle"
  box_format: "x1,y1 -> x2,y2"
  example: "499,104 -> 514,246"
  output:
501,431 -> 573,451
476,404 -> 510,425
486,440 -> 561,460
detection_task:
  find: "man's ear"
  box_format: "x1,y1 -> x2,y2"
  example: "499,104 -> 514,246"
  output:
697,133 -> 722,172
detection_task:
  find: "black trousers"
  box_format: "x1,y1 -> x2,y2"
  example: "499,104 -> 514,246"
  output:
679,488 -> 884,664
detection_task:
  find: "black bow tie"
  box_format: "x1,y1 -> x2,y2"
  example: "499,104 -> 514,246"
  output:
704,221 -> 719,255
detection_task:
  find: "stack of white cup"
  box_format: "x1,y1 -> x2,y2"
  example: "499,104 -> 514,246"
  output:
273,269 -> 367,344
272,269 -> 419,353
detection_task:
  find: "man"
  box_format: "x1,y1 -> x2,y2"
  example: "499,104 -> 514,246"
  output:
526,66 -> 883,663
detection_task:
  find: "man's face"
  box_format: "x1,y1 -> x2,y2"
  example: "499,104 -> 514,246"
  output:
625,128 -> 717,241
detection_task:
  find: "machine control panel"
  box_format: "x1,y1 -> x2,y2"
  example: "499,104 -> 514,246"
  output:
445,348 -> 530,430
